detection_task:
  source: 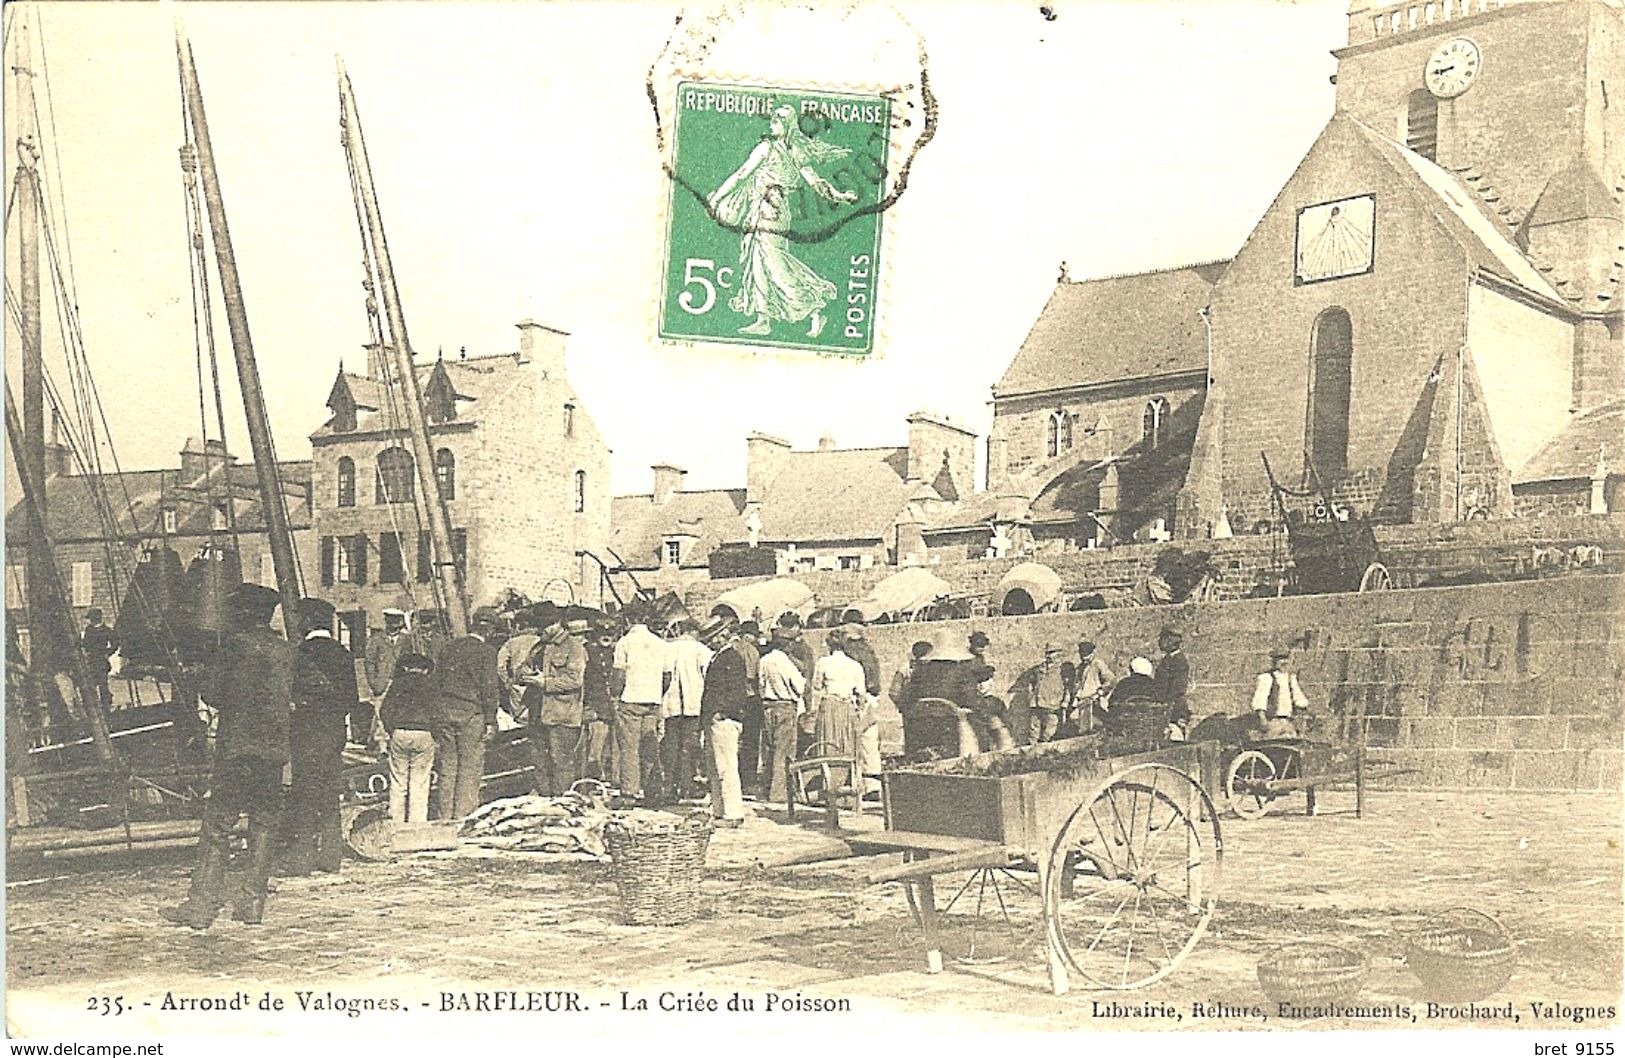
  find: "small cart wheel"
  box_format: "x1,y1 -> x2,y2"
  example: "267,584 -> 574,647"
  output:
1225,750 -> 1277,820
1043,763 -> 1222,990
1359,562 -> 1392,592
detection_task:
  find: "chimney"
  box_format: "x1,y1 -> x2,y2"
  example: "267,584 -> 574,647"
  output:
44,410 -> 73,477
907,411 -> 977,501
745,431 -> 791,504
364,342 -> 390,381
986,435 -> 1009,490
652,463 -> 686,506
180,437 -> 231,483
516,319 -> 570,380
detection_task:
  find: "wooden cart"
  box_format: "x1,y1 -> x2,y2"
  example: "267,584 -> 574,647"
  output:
1222,735 -> 1367,820
845,737 -> 1224,994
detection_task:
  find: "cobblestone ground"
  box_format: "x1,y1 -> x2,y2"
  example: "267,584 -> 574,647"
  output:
6,788 -> 1621,1036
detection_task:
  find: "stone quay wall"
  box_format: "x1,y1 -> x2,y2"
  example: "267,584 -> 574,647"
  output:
855,573 -> 1623,793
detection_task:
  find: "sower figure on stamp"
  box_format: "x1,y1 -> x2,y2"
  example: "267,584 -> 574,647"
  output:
282,598 -> 358,877
162,585 -> 292,929
707,105 -> 858,339
522,620 -> 586,797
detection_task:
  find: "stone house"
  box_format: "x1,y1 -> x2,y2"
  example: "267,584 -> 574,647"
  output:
310,320 -> 612,644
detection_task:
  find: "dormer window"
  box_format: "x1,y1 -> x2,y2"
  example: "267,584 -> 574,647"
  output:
664,539 -> 682,567
161,509 -> 177,534
424,364 -> 457,424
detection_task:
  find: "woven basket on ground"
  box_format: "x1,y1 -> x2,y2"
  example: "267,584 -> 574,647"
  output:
603,813 -> 713,926
1257,944 -> 1369,1009
1405,908 -> 1515,1002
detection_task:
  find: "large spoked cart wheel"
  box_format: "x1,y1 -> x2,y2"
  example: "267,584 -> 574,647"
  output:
1042,763 -> 1222,990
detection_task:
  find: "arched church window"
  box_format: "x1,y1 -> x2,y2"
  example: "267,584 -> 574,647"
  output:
1142,397 -> 1169,452
1405,89 -> 1439,161
1058,412 -> 1073,452
1307,308 -> 1354,482
1046,413 -> 1060,458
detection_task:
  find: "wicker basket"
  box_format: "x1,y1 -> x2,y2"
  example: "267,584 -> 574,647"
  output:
604,813 -> 713,926
1405,908 -> 1515,1002
1257,944 -> 1369,1009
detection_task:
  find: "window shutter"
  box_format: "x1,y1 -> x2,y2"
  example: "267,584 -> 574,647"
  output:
352,534 -> 369,585
451,529 -> 468,574
417,532 -> 432,583
320,537 -> 336,587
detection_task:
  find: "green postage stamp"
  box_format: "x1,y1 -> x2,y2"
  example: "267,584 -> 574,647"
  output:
659,82 -> 891,356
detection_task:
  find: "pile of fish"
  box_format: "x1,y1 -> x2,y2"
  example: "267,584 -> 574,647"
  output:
459,789 -> 613,858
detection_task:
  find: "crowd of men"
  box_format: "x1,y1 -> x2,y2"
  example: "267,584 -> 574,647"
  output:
157,582 -> 1312,930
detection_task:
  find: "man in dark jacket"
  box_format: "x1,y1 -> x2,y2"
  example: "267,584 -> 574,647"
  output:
433,606 -> 501,819
581,620 -> 617,781
1153,627 -> 1192,730
732,621 -> 763,796
162,584 -> 293,929
81,608 -> 117,711
523,621 -> 587,796
700,616 -> 749,826
282,597 -> 358,876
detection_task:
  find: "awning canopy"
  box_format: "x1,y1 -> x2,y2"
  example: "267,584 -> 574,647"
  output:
997,562 -> 1063,615
844,568 -> 952,623
709,578 -> 814,627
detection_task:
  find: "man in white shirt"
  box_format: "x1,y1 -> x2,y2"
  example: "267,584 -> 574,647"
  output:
612,616 -> 670,802
1250,647 -> 1310,738
659,620 -> 713,804
757,641 -> 807,803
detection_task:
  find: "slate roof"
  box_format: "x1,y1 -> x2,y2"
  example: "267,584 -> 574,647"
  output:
1516,402 -> 1625,484
609,488 -> 747,570
1349,119 -> 1564,303
312,353 -> 526,438
5,459 -> 313,545
721,446 -> 931,544
992,261 -> 1227,400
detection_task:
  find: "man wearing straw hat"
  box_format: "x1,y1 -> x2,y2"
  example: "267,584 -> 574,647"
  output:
1016,643 -> 1068,745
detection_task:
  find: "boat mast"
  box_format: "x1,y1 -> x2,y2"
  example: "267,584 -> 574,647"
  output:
336,62 -> 470,637
4,381 -> 116,763
11,19 -> 56,675
175,36 -> 304,641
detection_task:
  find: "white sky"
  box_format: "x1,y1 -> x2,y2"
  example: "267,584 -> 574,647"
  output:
4,0 -> 1347,497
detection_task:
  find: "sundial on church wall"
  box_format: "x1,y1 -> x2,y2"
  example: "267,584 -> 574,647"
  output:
1294,193 -> 1376,285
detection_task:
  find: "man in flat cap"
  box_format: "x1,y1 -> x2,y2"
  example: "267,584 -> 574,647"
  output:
162,584 -> 293,929
1250,647 -> 1311,739
282,597 -> 359,876
521,620 -> 587,796
1153,628 -> 1192,735
432,606 -> 502,818
699,616 -> 749,826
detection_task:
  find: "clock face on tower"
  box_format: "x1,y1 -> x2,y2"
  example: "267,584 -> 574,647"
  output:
1295,194 -> 1376,285
1425,37 -> 1481,99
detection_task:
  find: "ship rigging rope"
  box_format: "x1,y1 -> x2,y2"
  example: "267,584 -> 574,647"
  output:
339,119 -> 442,621
178,88 -> 241,551
2,13 -> 192,691
175,91 -> 309,599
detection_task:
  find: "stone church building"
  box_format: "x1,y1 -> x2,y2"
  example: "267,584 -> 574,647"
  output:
990,0 -> 1623,543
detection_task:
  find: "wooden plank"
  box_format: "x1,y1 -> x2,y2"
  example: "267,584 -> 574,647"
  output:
847,829 -> 1005,855
775,851 -> 901,881
863,845 -> 1014,885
